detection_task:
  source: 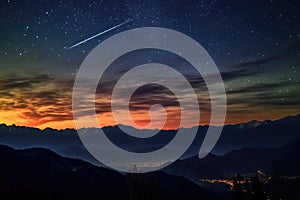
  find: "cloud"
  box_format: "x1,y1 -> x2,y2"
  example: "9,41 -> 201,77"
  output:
0,73 -> 74,127
226,80 -> 300,113
237,41 -> 300,68
220,41 -> 300,82
226,82 -> 284,95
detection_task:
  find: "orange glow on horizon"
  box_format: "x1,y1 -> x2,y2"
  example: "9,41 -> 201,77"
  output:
1,107 -> 299,130
1,89 -> 300,130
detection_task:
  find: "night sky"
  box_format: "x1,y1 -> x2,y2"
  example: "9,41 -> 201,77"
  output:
0,0 -> 299,129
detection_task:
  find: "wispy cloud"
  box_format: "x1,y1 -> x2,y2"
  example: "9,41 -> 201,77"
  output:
0,74 -> 74,128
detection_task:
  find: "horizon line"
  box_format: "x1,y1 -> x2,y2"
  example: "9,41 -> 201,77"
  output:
1,113 -> 299,132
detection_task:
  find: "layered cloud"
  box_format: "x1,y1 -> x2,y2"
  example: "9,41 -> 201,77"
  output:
0,74 -> 74,129
0,60 -> 299,130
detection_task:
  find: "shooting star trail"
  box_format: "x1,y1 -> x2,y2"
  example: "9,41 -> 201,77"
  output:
66,19 -> 132,50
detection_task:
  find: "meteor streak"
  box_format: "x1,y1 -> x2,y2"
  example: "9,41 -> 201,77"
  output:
66,19 -> 132,50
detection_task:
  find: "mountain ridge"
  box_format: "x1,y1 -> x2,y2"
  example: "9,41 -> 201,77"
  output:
163,139 -> 300,182
0,113 -> 299,165
1,113 -> 299,132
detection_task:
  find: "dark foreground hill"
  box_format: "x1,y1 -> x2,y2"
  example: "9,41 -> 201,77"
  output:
0,144 -> 221,200
164,139 -> 300,181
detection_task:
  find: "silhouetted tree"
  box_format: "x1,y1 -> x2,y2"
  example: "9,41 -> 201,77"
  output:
233,174 -> 245,200
251,175 -> 267,200
232,174 -> 267,200
127,168 -> 161,200
127,171 -> 143,200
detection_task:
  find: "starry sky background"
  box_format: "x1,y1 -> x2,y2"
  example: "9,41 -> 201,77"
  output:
0,0 -> 299,129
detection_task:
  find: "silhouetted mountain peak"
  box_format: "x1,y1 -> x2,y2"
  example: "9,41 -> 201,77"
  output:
0,143 -> 14,151
239,120 -> 262,128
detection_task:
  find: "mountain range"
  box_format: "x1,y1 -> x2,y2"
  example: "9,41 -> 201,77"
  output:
0,114 -> 299,199
0,136 -> 299,199
0,114 -> 299,165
